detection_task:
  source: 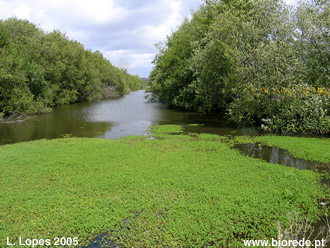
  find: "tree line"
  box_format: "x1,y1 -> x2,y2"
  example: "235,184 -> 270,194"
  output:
149,0 -> 330,134
0,18 -> 144,118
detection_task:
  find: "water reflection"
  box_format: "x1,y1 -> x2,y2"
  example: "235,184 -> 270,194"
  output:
0,106 -> 111,145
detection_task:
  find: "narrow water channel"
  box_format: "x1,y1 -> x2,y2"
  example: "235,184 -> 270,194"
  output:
234,143 -> 330,173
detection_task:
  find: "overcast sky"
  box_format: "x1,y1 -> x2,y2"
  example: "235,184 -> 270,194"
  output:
0,0 -> 297,77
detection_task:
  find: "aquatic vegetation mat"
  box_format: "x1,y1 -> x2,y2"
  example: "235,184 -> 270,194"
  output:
0,125 -> 327,247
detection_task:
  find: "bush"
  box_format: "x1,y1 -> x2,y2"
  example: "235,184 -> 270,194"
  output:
228,85 -> 330,134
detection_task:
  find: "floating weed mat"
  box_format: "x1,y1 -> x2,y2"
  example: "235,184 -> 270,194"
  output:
0,125 -> 327,247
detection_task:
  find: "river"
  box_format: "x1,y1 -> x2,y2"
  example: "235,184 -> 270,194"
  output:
1,89 -> 329,240
0,90 -> 260,145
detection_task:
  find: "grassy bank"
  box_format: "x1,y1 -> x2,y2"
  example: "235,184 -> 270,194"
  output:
0,125 -> 327,247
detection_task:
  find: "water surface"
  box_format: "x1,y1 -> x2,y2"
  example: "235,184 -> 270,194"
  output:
0,90 -> 259,145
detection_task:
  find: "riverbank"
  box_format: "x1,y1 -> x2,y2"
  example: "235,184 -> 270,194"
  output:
1,125 -> 328,247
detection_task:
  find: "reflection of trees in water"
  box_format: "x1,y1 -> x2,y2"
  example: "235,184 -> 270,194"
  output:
0,120 -> 112,145
158,109 -> 261,137
0,99 -> 114,145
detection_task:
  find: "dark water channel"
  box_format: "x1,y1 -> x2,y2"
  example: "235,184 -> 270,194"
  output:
234,143 -> 330,173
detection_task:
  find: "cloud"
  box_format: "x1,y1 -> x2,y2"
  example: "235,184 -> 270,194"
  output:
0,0 -> 129,27
105,50 -> 155,69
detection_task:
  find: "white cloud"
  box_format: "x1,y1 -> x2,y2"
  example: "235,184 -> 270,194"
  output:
15,3 -> 32,19
105,49 -> 155,69
142,1 -> 183,42
45,0 -> 128,26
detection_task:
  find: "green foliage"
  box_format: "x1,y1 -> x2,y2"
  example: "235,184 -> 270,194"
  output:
0,18 -> 145,117
229,85 -> 330,134
0,126 -> 326,247
149,0 -> 330,134
295,0 -> 330,86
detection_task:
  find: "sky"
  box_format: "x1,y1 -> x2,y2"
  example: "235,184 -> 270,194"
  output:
0,0 -> 297,78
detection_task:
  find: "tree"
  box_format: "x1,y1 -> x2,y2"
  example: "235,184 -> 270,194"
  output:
295,0 -> 330,87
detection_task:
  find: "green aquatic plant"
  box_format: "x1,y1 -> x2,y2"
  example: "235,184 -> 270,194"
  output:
0,125 -> 326,247
150,124 -> 184,134
187,123 -> 205,127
